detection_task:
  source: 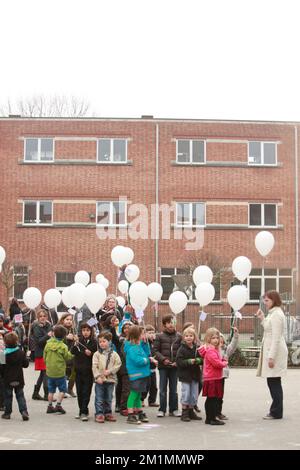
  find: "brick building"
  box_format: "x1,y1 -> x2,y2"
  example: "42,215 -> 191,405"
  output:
0,116 -> 299,328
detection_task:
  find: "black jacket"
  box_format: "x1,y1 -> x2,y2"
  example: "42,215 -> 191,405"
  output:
3,348 -> 29,387
71,337 -> 98,374
176,342 -> 202,383
153,330 -> 182,369
31,321 -> 52,358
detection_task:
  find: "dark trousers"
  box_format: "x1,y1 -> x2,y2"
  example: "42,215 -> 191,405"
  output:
205,397 -> 218,421
267,377 -> 283,418
116,373 -> 130,411
159,368 -> 178,413
142,372 -> 158,404
216,378 -> 225,415
0,369 -> 4,408
36,370 -> 48,394
4,386 -> 27,415
75,370 -> 93,415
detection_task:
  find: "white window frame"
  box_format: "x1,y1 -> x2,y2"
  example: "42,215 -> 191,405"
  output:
96,201 -> 127,226
175,202 -> 206,227
13,266 -> 29,301
176,139 -> 206,164
24,138 -> 55,162
23,200 -> 53,225
248,203 -> 277,228
97,139 -> 128,163
247,269 -> 293,303
248,141 -> 277,166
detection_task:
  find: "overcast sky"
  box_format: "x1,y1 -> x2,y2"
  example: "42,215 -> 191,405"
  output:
1,0 -> 300,121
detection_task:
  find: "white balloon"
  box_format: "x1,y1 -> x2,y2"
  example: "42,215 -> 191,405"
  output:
62,286 -> 73,308
111,245 -> 133,267
84,283 -> 107,314
95,274 -> 104,283
193,266 -> 213,285
232,256 -> 252,282
131,298 -> 148,311
125,264 -> 140,283
44,289 -> 62,309
255,231 -> 275,257
227,285 -> 248,311
147,282 -> 163,302
118,280 -> 129,294
124,247 -> 134,265
0,246 -> 6,264
116,296 -> 126,308
99,277 -> 109,289
129,281 -> 148,305
23,287 -> 42,309
195,282 -> 215,307
69,283 -> 86,309
74,270 -> 90,286
169,291 -> 188,314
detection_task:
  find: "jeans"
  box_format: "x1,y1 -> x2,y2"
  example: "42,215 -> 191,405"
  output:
267,377 -> 283,418
158,368 -> 178,413
95,382 -> 114,416
181,380 -> 199,407
75,371 -> 93,415
4,386 -> 28,415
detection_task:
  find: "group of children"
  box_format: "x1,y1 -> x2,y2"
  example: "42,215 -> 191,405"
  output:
0,304 -> 239,426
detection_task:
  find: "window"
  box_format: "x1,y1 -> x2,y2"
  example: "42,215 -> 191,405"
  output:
249,203 -> 277,227
176,202 -> 205,227
55,272 -> 75,290
97,139 -> 127,163
96,201 -> 127,226
160,267 -> 220,302
24,138 -> 54,161
248,268 -> 293,302
176,140 -> 205,163
13,266 -> 29,300
23,201 -> 53,225
248,141 -> 276,165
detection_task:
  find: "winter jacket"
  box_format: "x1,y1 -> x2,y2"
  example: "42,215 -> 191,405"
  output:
43,337 -> 74,378
221,333 -> 238,378
124,340 -> 151,381
92,348 -> 121,383
198,345 -> 227,381
257,307 -> 288,378
3,347 -> 29,387
176,342 -> 202,383
31,321 -> 52,358
153,330 -> 182,368
71,337 -> 98,373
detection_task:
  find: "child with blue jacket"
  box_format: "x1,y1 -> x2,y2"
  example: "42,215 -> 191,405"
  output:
124,325 -> 156,424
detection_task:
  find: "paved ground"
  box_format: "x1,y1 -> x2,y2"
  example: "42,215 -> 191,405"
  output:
0,364 -> 299,450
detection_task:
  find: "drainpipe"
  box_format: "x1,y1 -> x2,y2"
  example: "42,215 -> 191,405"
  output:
294,126 -> 299,313
155,123 -> 159,330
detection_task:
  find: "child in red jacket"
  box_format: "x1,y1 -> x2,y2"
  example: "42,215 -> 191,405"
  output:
198,328 -> 227,426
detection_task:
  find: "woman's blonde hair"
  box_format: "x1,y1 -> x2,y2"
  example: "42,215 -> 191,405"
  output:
204,327 -> 220,345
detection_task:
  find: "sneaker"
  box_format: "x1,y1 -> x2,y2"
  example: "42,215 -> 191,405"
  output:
46,405 -> 55,414
54,405 -> 66,414
149,403 -> 159,407
217,413 -> 228,420
1,413 -> 11,420
81,414 -> 89,422
138,411 -> 149,423
21,411 -> 29,421
263,414 -> 278,420
157,410 -> 165,417
105,414 -> 117,422
169,410 -> 181,417
75,414 -> 81,419
206,419 -> 225,425
95,415 -> 105,423
67,390 -> 77,398
127,414 -> 141,425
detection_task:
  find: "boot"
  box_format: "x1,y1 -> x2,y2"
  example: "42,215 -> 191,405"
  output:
180,408 -> 191,422
32,385 -> 43,401
68,379 -> 77,398
189,408 -> 202,420
43,386 -> 49,401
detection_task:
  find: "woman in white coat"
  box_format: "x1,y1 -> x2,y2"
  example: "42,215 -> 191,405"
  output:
256,290 -> 288,420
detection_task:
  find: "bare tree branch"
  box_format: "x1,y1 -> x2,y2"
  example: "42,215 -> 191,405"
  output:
0,95 -> 91,117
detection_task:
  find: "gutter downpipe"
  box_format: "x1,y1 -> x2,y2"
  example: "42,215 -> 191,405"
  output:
155,123 -> 159,330
294,126 -> 299,314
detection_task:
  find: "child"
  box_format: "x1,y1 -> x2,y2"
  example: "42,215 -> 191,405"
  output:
71,323 -> 97,421
31,309 -> 53,400
115,321 -> 132,415
1,332 -> 29,421
198,327 -> 228,426
0,331 -> 6,411
92,331 -> 121,423
153,314 -> 182,417
217,327 -> 239,420
181,322 -> 202,413
124,325 -> 154,425
43,325 -> 74,415
176,327 -> 202,422
141,325 -> 158,407
58,313 -> 76,397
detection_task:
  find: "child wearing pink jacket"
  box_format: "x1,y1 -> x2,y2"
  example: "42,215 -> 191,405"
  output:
198,328 -> 227,426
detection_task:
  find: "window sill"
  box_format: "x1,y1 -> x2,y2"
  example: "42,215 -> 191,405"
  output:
19,160 -> 133,166
17,223 -> 130,229
171,161 -> 283,168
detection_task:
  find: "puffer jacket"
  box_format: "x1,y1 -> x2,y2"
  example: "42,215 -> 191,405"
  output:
124,340 -> 151,381
176,342 -> 202,383
3,347 -> 29,387
31,321 -> 52,358
198,345 -> 227,381
43,337 -> 74,378
153,329 -> 182,368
